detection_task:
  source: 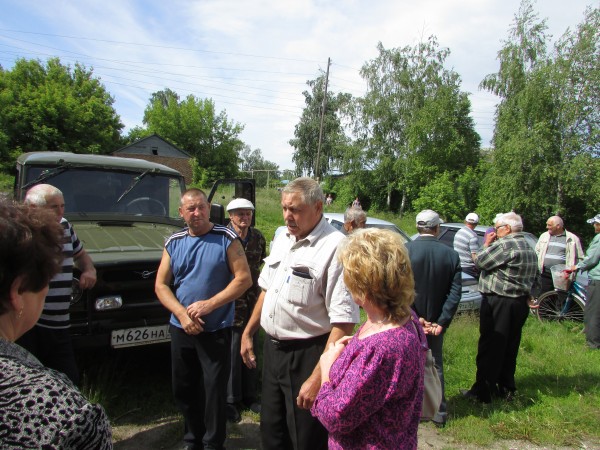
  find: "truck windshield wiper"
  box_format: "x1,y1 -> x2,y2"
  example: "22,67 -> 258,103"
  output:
22,166 -> 68,190
116,168 -> 158,204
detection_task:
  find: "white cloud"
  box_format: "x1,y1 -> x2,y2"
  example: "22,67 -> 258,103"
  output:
0,0 -> 592,169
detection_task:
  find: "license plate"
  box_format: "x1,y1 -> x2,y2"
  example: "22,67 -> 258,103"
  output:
111,324 -> 171,348
457,301 -> 473,312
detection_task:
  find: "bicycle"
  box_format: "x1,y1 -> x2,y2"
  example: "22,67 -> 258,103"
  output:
534,274 -> 587,322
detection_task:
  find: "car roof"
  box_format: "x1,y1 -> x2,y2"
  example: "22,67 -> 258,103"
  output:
323,212 -> 397,227
17,151 -> 183,176
440,222 -> 491,233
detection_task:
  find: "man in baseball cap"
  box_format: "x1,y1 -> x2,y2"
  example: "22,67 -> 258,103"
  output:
415,209 -> 442,228
587,214 -> 600,225
570,213 -> 600,349
454,213 -> 480,279
406,209 -> 461,426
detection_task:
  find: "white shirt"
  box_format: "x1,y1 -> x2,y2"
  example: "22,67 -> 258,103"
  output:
259,216 -> 359,340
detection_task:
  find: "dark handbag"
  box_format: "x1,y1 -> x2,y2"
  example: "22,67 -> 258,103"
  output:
412,321 -> 442,419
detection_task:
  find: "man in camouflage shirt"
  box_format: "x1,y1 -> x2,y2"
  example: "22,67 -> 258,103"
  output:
225,198 -> 267,421
462,212 -> 538,403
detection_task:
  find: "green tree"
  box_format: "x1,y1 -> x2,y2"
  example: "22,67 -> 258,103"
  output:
142,89 -> 244,183
239,145 -> 280,188
413,172 -> 463,221
351,38 -> 480,215
123,126 -> 152,145
478,1 -> 599,234
289,73 -> 352,178
0,58 -> 123,164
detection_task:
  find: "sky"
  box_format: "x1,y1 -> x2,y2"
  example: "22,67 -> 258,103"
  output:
0,0 -> 594,171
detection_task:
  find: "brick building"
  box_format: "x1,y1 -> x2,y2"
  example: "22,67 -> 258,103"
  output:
112,134 -> 193,184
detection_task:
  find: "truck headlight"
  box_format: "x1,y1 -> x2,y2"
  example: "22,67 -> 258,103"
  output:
95,296 -> 123,311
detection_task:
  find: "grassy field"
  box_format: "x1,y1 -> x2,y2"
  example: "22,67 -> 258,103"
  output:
81,185 -> 599,447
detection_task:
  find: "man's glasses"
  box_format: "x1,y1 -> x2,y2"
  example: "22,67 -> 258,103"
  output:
495,224 -> 509,232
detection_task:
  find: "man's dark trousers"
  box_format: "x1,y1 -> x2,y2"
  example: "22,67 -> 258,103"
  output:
260,334 -> 329,450
471,294 -> 529,402
171,326 -> 230,450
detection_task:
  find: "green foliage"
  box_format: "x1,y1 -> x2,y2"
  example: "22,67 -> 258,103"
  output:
0,171 -> 13,192
349,37 -> 480,215
479,1 -> 600,235
413,172 -> 464,222
142,89 -> 243,184
0,58 -> 123,164
289,73 -> 352,178
123,126 -> 152,145
239,145 -> 280,188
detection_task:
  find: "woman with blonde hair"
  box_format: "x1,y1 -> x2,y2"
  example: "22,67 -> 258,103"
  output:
311,228 -> 425,449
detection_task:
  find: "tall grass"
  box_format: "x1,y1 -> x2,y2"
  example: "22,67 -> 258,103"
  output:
444,314 -> 600,447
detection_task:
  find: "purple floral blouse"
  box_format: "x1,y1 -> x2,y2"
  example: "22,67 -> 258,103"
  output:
311,315 -> 425,449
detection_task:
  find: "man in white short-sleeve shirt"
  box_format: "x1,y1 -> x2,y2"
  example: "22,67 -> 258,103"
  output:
241,177 -> 359,450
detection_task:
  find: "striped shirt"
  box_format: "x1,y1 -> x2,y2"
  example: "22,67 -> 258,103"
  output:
542,233 -> 567,269
38,218 -> 83,329
476,233 -> 538,298
453,226 -> 479,269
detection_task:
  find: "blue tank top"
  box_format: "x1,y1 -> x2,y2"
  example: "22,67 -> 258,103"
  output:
165,225 -> 238,331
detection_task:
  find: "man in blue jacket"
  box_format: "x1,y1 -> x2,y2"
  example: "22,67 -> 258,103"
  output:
406,209 -> 462,427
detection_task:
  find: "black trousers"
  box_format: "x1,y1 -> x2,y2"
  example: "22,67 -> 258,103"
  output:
471,294 -> 529,402
260,334 -> 329,450
170,325 -> 230,450
585,279 -> 600,349
16,325 -> 79,385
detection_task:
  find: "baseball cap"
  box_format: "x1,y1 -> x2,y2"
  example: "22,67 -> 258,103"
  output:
586,213 -> 600,224
416,209 -> 441,227
226,198 -> 255,212
465,213 -> 479,224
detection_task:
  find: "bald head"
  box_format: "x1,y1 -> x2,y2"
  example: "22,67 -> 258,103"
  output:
546,215 -> 565,236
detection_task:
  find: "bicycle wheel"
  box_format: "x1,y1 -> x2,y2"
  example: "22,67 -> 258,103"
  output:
536,291 -> 584,322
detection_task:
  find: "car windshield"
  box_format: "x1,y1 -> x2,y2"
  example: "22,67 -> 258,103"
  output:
24,167 -> 184,219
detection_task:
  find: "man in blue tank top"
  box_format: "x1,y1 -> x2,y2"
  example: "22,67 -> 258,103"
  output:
156,188 -> 252,450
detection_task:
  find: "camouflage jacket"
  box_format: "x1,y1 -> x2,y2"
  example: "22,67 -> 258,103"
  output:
228,224 -> 267,327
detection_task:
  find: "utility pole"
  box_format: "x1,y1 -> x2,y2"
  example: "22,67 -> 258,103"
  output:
315,57 -> 330,183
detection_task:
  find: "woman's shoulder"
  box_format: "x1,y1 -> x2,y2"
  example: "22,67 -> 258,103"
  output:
360,323 -> 421,357
0,354 -> 112,449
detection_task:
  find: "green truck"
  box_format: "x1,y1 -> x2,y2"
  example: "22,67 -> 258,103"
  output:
14,151 -> 254,349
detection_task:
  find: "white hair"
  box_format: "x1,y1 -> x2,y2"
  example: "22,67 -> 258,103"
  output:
496,212 -> 523,232
344,207 -> 366,224
24,184 -> 63,206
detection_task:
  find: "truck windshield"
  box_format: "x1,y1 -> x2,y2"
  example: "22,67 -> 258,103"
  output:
24,167 -> 183,219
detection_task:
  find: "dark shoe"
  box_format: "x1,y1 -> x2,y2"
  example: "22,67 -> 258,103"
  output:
180,444 -> 198,450
249,402 -> 261,414
495,386 -> 516,402
432,419 -> 446,428
460,388 -> 491,404
226,403 -> 241,423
